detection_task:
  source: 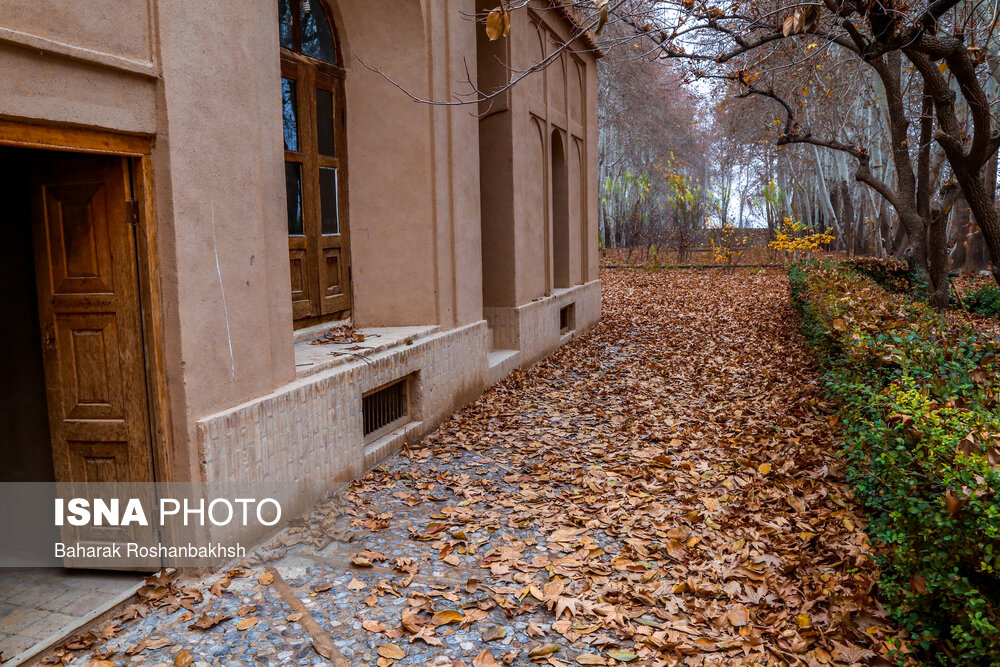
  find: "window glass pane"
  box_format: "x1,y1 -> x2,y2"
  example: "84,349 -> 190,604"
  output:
278,0 -> 295,50
281,78 -> 299,152
301,1 -> 337,64
285,163 -> 303,235
319,167 -> 339,235
316,88 -> 336,157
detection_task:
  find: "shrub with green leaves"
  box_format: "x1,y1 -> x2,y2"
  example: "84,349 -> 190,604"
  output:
964,282 -> 1000,319
789,261 -> 1000,665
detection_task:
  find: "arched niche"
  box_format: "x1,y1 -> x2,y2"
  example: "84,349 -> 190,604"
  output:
551,128 -> 570,289
323,0 -> 439,326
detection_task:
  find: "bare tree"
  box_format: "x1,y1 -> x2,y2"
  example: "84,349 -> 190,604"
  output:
595,0 -> 1000,302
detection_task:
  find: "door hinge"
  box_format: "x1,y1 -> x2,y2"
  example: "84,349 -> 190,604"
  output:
126,200 -> 140,227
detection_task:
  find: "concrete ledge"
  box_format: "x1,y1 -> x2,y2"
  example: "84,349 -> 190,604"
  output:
486,349 -> 520,386
364,420 -> 424,470
192,284 -> 601,553
196,321 -> 490,519
294,325 -> 439,379
9,579 -> 144,667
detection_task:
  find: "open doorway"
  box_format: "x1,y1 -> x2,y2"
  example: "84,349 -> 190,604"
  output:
0,144 -> 155,663
0,147 -> 53,482
0,147 -> 156,486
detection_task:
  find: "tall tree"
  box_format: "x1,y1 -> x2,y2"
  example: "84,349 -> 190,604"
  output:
604,0 -> 1000,300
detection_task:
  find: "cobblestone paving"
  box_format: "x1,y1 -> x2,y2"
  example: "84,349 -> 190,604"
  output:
47,270 -> 896,666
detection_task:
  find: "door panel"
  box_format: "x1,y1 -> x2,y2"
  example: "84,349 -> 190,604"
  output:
50,184 -> 115,293
32,156 -> 154,485
289,243 -> 314,320
58,313 -> 125,420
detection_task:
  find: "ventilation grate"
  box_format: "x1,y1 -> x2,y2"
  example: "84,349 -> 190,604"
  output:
363,379 -> 408,439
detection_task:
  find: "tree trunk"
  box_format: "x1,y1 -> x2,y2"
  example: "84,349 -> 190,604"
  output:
889,220 -> 908,259
952,169 -> 1000,285
927,207 -> 950,308
949,197 -> 968,272
840,180 -> 856,256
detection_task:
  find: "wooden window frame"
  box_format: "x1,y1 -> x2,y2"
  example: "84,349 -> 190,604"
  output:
281,1 -> 352,328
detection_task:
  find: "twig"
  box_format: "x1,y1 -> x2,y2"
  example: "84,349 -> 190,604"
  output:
951,279 -> 975,325
265,567 -> 349,666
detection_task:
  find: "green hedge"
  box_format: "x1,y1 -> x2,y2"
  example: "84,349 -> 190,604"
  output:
964,283 -> 1000,319
789,261 -> 1000,665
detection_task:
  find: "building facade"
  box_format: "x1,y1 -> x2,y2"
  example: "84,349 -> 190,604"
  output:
0,0 -> 600,520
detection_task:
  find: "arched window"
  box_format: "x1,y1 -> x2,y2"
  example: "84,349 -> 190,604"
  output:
279,0 -> 352,325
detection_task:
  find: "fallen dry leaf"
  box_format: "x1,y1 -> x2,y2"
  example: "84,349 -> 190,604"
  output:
236,617 -> 259,631
363,619 -> 387,632
377,643 -> 406,659
727,603 -> 750,627
528,643 -> 560,659
473,648 -> 499,667
188,613 -> 230,631
173,649 -> 195,667
431,609 -> 464,625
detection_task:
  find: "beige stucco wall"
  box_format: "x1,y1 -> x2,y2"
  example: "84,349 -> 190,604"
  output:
0,0 -> 155,66
479,3 -> 600,311
153,0 -> 297,483
335,0 -> 437,327
0,0 -> 598,488
0,0 -> 157,133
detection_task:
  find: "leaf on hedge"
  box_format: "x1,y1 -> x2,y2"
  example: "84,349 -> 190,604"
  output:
989,447 -> 1000,466
956,432 -> 977,456
945,489 -> 968,517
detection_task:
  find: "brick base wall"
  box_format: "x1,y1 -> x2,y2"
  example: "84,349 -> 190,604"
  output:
195,280 -> 600,525
484,279 -> 601,366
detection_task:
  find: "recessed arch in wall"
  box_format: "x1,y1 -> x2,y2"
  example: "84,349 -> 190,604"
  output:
551,127 -> 570,289
528,114 -> 550,297
279,0 -> 353,326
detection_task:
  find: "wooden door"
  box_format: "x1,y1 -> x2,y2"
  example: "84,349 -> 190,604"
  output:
31,156 -> 155,485
282,50 -> 352,325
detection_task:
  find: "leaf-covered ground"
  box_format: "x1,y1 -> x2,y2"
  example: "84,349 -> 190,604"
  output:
54,269 -> 900,666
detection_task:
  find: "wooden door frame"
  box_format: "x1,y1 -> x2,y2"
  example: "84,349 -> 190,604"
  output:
0,119 -> 174,484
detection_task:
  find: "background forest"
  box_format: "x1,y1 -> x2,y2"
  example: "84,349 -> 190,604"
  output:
593,0 -> 998,297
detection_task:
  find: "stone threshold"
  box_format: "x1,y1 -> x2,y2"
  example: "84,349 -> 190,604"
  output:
3,573 -> 145,667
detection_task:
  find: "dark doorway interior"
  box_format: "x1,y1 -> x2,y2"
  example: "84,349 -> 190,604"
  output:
552,130 -> 570,289
0,146 -> 53,482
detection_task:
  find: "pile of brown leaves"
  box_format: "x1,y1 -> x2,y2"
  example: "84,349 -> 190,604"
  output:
41,569 -> 205,665
345,269 -> 902,665
43,269 -> 901,666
